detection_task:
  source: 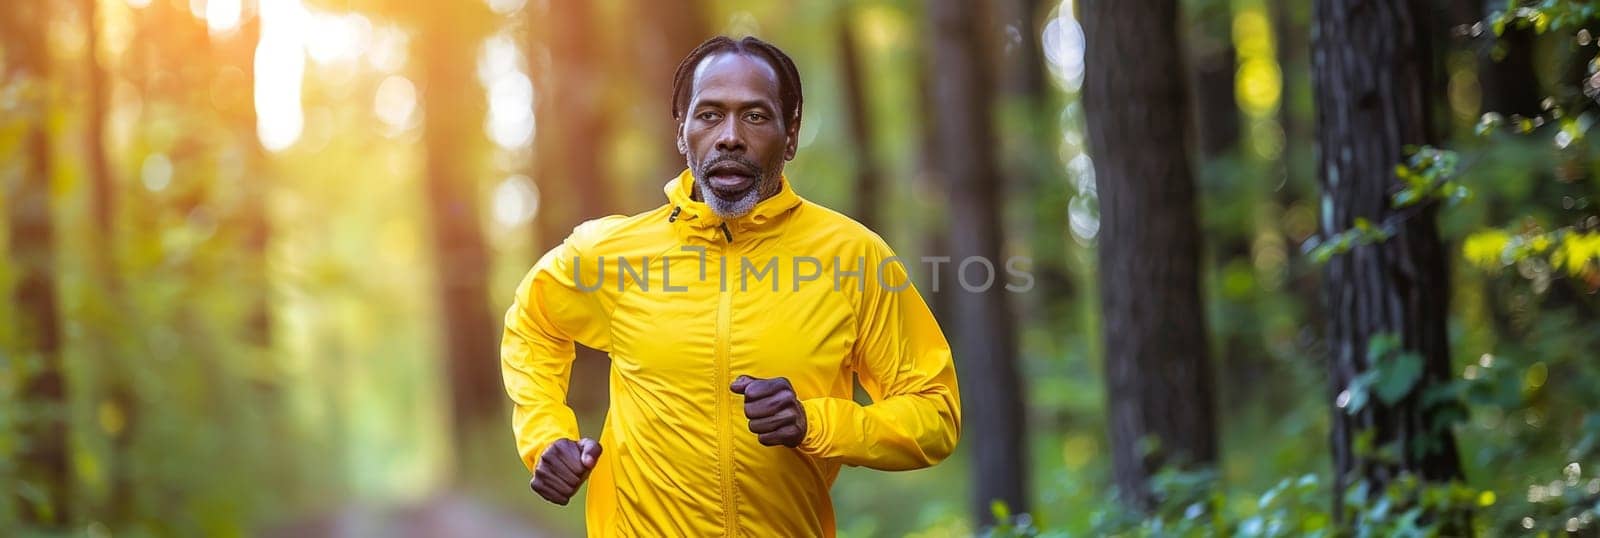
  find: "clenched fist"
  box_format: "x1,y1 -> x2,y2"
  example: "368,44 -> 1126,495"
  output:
730,375 -> 807,448
530,438 -> 601,505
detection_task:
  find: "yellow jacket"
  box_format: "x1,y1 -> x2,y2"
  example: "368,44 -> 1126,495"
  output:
501,170 -> 961,536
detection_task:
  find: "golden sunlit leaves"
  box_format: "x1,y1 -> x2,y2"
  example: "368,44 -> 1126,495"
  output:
1554,231 -> 1600,275
856,5 -> 908,53
1465,228 -> 1600,284
1463,229 -> 1513,268
1232,8 -> 1280,117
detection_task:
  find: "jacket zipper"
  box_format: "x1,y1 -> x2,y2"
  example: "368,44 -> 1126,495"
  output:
715,237 -> 737,535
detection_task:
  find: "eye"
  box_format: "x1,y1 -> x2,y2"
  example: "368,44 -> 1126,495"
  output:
697,111 -> 721,121
744,112 -> 768,123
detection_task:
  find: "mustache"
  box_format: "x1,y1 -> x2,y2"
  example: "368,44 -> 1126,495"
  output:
701,155 -> 760,177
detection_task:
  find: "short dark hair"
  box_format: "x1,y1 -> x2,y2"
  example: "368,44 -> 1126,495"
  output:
670,36 -> 803,129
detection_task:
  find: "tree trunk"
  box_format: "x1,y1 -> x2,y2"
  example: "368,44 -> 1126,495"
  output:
1082,0 -> 1220,511
913,42 -> 955,325
3,0 -> 68,525
527,0 -> 613,419
416,4 -> 501,470
1310,0 -> 1466,523
1187,0 -> 1241,159
995,0 -> 1048,99
240,11 -> 272,347
990,0 -> 1077,324
835,9 -> 881,231
632,0 -> 708,178
1186,0 -> 1262,403
83,0 -> 115,240
1476,2 -> 1541,118
542,0 -> 611,225
927,0 -> 1029,524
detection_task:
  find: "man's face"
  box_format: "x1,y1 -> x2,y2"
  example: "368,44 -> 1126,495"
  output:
678,52 -> 799,218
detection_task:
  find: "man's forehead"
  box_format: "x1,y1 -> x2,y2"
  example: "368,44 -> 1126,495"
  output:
690,52 -> 780,102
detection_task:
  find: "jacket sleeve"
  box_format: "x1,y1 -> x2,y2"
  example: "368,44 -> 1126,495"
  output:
501,229 -> 612,473
796,245 -> 961,470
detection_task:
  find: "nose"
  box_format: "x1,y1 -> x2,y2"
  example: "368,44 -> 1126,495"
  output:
714,118 -> 744,154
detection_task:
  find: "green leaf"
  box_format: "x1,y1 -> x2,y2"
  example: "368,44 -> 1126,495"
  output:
1367,333 -> 1401,361
991,499 -> 1011,522
1393,189 -> 1418,208
1375,352 -> 1424,405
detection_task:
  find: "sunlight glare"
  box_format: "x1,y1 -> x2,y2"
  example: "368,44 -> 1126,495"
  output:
206,0 -> 241,33
486,0 -> 527,16
305,12 -> 372,65
256,0 -> 306,151
480,34 -> 534,149
373,75 -> 418,133
493,175 -> 540,228
1043,1 -> 1085,91
486,73 -> 535,149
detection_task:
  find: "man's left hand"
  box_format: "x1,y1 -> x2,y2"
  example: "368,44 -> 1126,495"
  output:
730,375 -> 807,447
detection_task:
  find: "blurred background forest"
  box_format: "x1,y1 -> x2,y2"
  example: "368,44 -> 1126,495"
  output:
1,0 -> 1598,536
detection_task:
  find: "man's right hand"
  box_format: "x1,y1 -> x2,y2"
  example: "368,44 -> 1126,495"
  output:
530,438 -> 601,505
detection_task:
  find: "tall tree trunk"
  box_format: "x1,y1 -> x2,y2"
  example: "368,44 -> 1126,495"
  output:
237,9 -> 273,347
83,0 -> 115,241
417,4 -> 500,472
1186,0 -> 1262,402
1269,0 -> 1329,364
1311,0 -> 1466,524
1187,0 -> 1241,159
633,0 -> 707,178
1476,2 -> 1541,118
990,0 -> 1077,323
995,0 -> 1047,99
927,0 -> 1029,524
3,0 -> 68,525
542,0 -> 611,225
527,0 -> 612,418
835,9 -> 881,231
81,0 -> 138,524
914,42 -> 955,325
1083,0 -> 1220,511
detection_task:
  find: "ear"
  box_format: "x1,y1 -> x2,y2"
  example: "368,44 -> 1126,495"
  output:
783,119 -> 800,161
675,122 -> 688,156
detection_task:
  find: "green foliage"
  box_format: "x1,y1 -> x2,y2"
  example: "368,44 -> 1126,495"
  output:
1303,146 -> 1471,265
1303,217 -> 1395,264
1487,0 -> 1600,36
1339,333 -> 1425,416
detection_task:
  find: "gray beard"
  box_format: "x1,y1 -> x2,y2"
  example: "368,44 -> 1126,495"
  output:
696,179 -> 764,219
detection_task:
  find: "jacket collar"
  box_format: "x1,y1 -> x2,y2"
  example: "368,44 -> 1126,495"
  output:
663,168 -> 801,243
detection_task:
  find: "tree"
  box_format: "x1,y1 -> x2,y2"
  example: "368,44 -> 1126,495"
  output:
989,0 -> 1077,325
414,3 -> 502,467
631,0 -> 708,179
535,0 -> 612,237
82,0 -> 115,243
527,0 -> 613,417
926,0 -> 1029,524
1082,0 -> 1220,510
1310,0 -> 1466,523
218,5 -> 273,348
1185,0 -> 1241,159
835,8 -> 882,230
3,0 -> 68,525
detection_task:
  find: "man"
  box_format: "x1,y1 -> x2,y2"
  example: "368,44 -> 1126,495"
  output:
500,35 -> 960,536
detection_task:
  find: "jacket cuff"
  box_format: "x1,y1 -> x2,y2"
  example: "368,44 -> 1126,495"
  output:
797,398 -> 828,456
